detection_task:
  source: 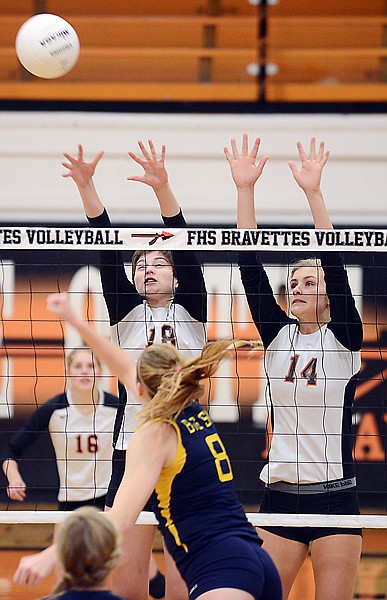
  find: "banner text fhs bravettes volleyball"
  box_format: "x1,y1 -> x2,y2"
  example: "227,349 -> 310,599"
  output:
1,227 -> 387,251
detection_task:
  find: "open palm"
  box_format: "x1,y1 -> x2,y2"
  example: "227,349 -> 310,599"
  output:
62,144 -> 104,187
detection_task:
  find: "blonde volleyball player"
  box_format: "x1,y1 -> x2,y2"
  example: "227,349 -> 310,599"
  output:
225,135 -> 363,600
2,348 -> 119,585
61,141 -> 207,600
42,507 -> 125,600
46,291 -> 282,600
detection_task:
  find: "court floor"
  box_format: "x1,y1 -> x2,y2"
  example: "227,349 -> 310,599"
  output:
0,548 -> 385,600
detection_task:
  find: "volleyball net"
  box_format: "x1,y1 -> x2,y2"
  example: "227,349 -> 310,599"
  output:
0,226 -> 386,530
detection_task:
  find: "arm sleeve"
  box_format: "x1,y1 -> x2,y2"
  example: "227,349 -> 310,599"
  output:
322,252 -> 363,351
1,402 -> 55,463
87,209 -> 142,325
162,210 -> 207,323
238,251 -> 291,348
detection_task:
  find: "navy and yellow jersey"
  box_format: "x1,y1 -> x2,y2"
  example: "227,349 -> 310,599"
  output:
88,209 -> 207,450
238,251 -> 363,485
150,402 -> 261,574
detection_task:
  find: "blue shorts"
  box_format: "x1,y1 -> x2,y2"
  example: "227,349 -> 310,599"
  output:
259,488 -> 362,545
105,449 -> 152,511
181,536 -> 282,600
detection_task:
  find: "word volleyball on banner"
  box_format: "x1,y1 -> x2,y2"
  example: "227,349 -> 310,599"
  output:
1,227 -> 387,251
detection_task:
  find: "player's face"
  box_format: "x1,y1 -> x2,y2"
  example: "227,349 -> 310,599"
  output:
67,350 -> 101,391
134,251 -> 177,307
289,266 -> 329,323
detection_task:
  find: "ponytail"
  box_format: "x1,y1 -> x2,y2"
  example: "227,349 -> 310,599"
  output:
137,339 -> 261,422
52,507 -> 120,593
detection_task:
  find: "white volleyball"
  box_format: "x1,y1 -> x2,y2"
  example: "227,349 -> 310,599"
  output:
15,13 -> 80,79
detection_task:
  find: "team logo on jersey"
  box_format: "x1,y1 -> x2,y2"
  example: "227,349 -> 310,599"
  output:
131,230 -> 174,246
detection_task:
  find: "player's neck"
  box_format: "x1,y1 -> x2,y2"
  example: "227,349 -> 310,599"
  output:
145,293 -> 173,309
298,319 -> 329,335
69,387 -> 99,410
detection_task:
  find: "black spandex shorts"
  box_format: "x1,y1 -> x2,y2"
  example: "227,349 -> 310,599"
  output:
58,494 -> 106,511
259,488 -> 362,545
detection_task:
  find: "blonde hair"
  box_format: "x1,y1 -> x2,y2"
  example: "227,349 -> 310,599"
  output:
288,257 -> 330,323
53,507 -> 120,593
137,339 -> 261,422
290,257 -> 322,279
66,346 -> 101,371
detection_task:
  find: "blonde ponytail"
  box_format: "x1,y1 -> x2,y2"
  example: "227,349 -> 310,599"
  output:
137,339 -> 261,422
52,507 -> 120,593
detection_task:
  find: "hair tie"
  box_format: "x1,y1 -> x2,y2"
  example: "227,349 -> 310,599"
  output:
176,366 -> 182,373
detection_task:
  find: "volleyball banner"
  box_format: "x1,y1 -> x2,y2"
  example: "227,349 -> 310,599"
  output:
1,227 -> 387,251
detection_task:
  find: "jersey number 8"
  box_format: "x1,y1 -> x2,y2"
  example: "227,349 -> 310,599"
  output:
205,433 -> 233,482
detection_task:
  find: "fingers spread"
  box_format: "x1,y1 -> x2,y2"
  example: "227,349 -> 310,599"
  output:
128,151 -> 145,167
297,141 -> 307,162
230,138 -> 239,159
241,132 -> 249,156
138,140 -> 151,160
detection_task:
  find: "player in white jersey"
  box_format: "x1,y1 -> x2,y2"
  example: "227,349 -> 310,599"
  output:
225,135 -> 363,600
60,141 -> 207,600
2,348 -> 119,585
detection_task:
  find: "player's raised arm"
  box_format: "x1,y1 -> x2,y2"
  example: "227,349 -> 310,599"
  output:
46,293 -> 137,395
62,144 -> 105,218
288,137 -> 332,230
127,139 -> 180,217
224,133 -> 268,229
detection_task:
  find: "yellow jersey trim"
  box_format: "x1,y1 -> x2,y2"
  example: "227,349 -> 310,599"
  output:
155,420 -> 188,552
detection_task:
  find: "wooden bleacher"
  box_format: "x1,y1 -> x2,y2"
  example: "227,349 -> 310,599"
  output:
0,0 -> 386,103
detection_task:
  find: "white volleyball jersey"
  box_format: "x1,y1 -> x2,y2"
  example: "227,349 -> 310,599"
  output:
112,302 -> 207,449
261,323 -> 361,483
2,390 -> 119,502
239,251 -> 363,485
49,391 -> 118,501
89,209 -> 207,451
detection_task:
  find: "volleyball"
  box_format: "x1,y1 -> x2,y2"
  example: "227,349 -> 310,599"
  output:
15,13 -> 80,79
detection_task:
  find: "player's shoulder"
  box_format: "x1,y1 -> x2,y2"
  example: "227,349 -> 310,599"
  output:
42,392 -> 69,412
116,301 -> 146,326
134,420 -> 176,447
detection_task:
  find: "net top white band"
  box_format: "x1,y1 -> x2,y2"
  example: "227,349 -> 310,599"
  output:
1,511 -> 386,528
1,227 -> 387,251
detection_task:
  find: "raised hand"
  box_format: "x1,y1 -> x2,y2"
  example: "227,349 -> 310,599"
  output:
62,144 -> 104,188
224,133 -> 268,189
288,137 -> 330,194
46,292 -> 77,324
127,139 -> 168,190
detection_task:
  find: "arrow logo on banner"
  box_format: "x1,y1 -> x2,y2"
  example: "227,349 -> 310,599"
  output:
131,231 -> 174,246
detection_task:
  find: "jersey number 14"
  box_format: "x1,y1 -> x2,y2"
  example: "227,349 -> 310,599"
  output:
285,355 -> 318,386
